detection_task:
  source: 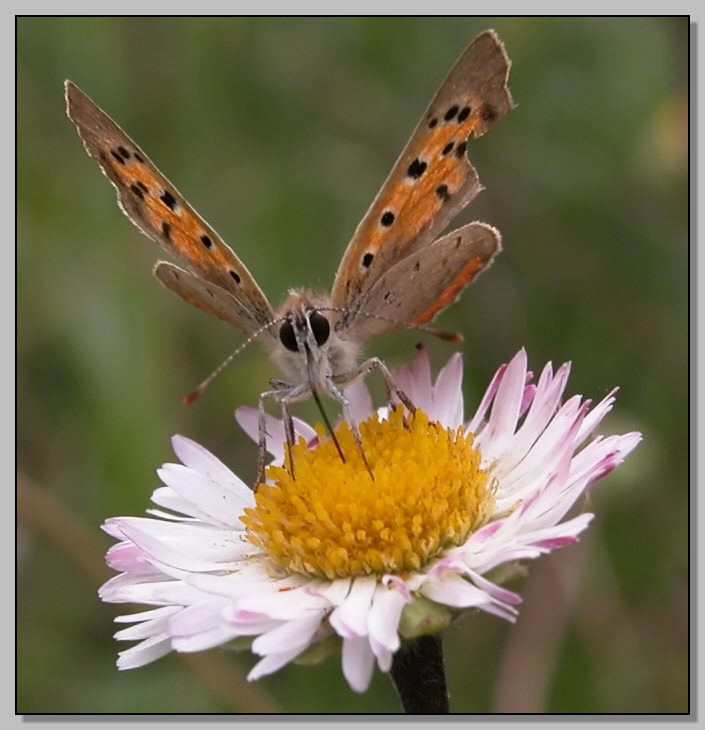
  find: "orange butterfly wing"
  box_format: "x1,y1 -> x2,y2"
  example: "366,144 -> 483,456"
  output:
331,30 -> 513,324
65,81 -> 274,332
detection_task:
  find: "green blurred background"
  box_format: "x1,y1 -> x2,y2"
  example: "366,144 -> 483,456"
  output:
18,17 -> 688,713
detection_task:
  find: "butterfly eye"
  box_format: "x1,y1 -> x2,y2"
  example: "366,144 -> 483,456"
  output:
309,311 -> 330,347
279,321 -> 298,352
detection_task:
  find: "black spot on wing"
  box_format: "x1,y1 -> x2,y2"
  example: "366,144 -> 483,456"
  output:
129,184 -> 144,200
381,210 -> 395,227
407,158 -> 427,180
442,142 -> 454,156
455,141 -> 467,159
436,184 -> 450,202
230,270 -> 241,284
162,221 -> 171,240
200,234 -> 213,249
160,190 -> 177,210
444,105 -> 459,122
362,253 -> 374,268
457,106 -> 471,123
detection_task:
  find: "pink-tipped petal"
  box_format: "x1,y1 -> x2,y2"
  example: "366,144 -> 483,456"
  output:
476,349 -> 527,457
344,377 -> 374,425
431,352 -> 465,428
466,362 -> 508,435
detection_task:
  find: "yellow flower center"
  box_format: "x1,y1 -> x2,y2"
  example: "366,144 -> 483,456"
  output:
242,408 -> 492,580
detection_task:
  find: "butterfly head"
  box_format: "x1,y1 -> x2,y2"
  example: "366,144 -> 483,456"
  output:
278,308 -> 330,363
273,290 -> 359,387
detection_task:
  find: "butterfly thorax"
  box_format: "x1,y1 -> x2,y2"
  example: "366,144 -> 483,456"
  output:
271,290 -> 360,388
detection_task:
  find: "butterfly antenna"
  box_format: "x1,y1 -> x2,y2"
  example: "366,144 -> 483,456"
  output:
183,318 -> 285,406
319,308 -> 463,343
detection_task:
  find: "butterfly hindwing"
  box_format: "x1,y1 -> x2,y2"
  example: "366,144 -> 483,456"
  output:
65,81 -> 275,329
343,222 -> 501,342
154,262 -> 269,336
331,30 -> 513,325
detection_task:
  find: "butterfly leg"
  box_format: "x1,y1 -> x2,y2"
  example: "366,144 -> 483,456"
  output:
334,357 -> 416,414
256,387 -> 283,489
269,378 -> 292,389
280,399 -> 297,480
255,383 -> 310,488
326,380 -> 373,478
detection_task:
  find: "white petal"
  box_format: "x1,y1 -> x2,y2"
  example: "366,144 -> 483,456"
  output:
426,576 -> 518,622
106,541 -> 160,574
116,634 -> 173,670
369,636 -> 393,672
172,627 -> 241,652
248,646 -> 307,681
329,576 -> 376,638
114,608 -> 180,641
574,387 -> 618,446
307,577 -> 351,605
157,464 -> 253,528
234,586 -> 329,620
229,620 -> 283,636
168,602 -> 225,636
367,585 -> 406,653
101,576 -> 205,607
145,508 -> 198,522
114,606 -> 181,624
464,569 -> 522,606
171,435 -> 238,484
251,614 -> 323,655
342,636 -> 376,693
188,565 -> 303,599
149,486 -> 215,523
116,521 -> 248,572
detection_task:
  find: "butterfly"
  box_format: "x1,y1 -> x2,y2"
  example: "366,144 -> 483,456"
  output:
65,29 -> 514,485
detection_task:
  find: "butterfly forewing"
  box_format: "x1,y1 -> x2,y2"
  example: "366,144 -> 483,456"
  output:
345,222 -> 501,342
331,30 -> 513,324
65,81 -> 274,331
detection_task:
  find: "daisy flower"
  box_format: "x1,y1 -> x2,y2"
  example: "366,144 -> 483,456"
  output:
100,348 -> 640,700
